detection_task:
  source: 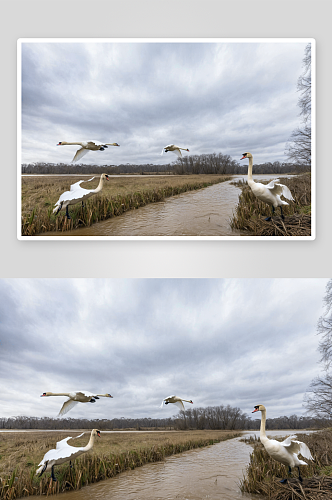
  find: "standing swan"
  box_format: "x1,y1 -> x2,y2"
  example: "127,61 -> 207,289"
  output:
161,395 -> 193,411
252,404 -> 313,483
161,145 -> 190,158
53,173 -> 109,219
36,429 -> 101,481
41,391 -> 113,416
57,141 -> 120,163
240,152 -> 294,220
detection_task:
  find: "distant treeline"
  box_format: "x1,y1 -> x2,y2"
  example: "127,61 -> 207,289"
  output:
21,152 -> 310,176
1,405 -> 329,430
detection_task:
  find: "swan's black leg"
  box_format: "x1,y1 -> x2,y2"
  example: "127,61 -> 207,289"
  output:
297,466 -> 303,482
82,201 -> 85,209
265,206 -> 274,222
69,460 -> 73,469
65,205 -> 71,220
51,465 -> 57,481
280,466 -> 292,483
280,206 -> 285,220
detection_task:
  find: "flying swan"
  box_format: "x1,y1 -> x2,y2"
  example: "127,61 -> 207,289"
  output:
160,395 -> 193,411
36,429 -> 101,481
240,152 -> 294,220
53,173 -> 109,219
57,140 -> 120,163
41,391 -> 113,417
252,404 -> 313,482
161,145 -> 190,158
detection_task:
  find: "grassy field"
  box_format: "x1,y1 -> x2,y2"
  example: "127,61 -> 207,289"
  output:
240,429 -> 332,499
230,173 -> 311,236
0,429 -> 239,498
21,174 -> 231,236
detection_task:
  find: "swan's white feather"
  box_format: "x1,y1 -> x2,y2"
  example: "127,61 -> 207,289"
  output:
58,399 -> 79,417
72,148 -> 90,163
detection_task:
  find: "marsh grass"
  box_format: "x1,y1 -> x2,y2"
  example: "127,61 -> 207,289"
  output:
0,430 -> 239,498
230,174 -> 311,236
240,429 -> 332,499
21,174 -> 231,236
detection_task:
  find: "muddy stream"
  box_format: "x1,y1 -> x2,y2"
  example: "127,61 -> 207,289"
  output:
44,174 -> 292,237
31,430 -> 310,500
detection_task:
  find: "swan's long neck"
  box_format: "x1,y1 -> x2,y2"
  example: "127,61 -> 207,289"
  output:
93,176 -> 105,193
47,393 -> 70,397
259,409 -> 269,445
63,142 -> 83,146
247,156 -> 254,184
83,431 -> 96,451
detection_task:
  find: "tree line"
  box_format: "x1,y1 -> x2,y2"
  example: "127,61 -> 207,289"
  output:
1,405 -> 329,430
21,152 -> 308,176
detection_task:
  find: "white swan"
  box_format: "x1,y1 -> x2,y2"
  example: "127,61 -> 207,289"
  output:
57,140 -> 120,163
41,391 -> 113,417
161,145 -> 190,158
252,404 -> 313,482
36,429 -> 100,481
160,395 -> 193,411
240,152 -> 294,220
53,173 -> 109,219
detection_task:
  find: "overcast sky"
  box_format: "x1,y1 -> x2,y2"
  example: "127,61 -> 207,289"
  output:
20,39 -> 310,167
0,278 -> 327,422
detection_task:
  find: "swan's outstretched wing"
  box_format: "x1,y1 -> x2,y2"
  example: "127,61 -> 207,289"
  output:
266,180 -> 294,201
56,433 -> 85,449
174,400 -> 185,411
70,177 -> 95,191
72,148 -> 90,163
281,436 -> 313,459
58,399 -> 79,417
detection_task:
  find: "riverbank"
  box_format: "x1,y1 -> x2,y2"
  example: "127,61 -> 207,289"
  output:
21,174 -> 230,236
230,173 -> 311,236
0,429 -> 239,498
241,429 -> 332,499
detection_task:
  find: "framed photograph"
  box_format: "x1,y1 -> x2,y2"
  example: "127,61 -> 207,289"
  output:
18,38 -> 315,240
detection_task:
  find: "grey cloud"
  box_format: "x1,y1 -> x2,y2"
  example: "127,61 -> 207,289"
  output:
20,41 -> 309,166
0,279 -> 326,420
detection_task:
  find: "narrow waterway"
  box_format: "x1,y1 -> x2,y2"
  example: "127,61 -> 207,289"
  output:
31,430 -> 310,500
44,174 -> 292,237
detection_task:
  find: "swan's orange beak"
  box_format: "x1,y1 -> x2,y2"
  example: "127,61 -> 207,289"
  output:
105,175 -> 109,181
252,408 -> 259,413
57,142 -> 62,146
97,431 -> 101,437
240,155 -> 246,160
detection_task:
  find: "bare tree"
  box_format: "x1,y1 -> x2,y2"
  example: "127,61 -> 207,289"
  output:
303,279 -> 332,417
285,43 -> 312,166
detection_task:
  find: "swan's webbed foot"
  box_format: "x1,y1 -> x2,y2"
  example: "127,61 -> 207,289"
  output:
165,401 -> 169,405
90,398 -> 96,403
51,465 -> 57,482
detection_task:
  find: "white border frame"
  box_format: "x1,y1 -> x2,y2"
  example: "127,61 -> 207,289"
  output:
17,38 -> 316,241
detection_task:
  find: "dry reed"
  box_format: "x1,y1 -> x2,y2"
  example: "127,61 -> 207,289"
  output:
230,174 -> 311,236
0,430 -> 239,498
240,429 -> 332,499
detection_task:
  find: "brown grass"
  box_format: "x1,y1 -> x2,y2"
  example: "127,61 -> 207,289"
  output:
230,174 -> 311,236
21,174 -> 231,236
240,429 -> 332,499
0,429 -> 239,498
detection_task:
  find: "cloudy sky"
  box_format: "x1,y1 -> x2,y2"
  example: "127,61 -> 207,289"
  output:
20,39 -> 309,167
0,278 -> 327,422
